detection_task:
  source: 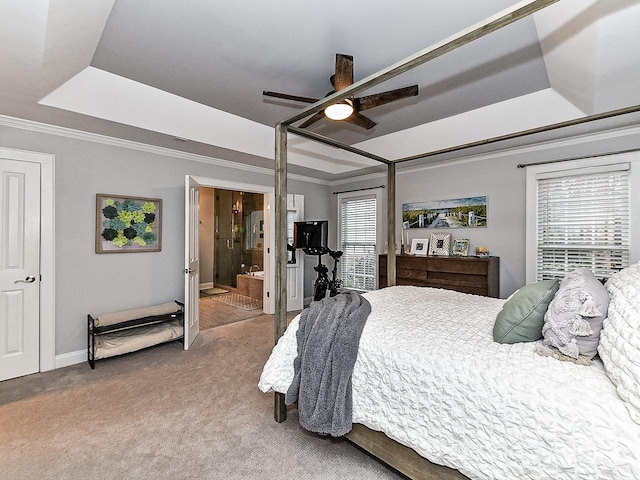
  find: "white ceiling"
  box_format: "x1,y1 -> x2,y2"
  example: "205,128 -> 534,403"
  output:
1,0 -> 639,180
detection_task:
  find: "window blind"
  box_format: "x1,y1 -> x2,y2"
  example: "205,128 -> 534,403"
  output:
339,195 -> 377,291
536,163 -> 630,280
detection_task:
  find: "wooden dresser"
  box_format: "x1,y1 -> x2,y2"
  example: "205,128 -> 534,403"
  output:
379,254 -> 500,298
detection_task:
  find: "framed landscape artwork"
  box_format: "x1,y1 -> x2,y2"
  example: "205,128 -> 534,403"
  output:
402,196 -> 487,228
96,194 -> 162,253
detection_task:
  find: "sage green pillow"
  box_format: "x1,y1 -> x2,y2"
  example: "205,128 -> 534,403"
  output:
493,279 -> 560,344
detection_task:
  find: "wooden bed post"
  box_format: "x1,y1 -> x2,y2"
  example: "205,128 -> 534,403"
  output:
274,123 -> 288,423
386,162 -> 397,287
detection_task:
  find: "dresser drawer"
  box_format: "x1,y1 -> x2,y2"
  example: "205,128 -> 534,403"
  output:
379,254 -> 499,297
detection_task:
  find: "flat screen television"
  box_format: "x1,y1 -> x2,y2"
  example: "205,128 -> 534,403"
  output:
293,220 -> 328,250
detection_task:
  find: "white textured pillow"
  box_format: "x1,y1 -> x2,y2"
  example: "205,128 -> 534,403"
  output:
598,262 -> 640,424
539,268 -> 609,360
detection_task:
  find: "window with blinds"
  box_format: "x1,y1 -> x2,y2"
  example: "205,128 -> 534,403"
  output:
339,195 -> 377,291
536,163 -> 630,280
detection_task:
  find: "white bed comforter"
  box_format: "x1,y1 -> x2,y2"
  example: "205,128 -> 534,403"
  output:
259,286 -> 640,480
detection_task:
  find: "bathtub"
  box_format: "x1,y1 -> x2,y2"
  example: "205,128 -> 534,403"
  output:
237,273 -> 263,299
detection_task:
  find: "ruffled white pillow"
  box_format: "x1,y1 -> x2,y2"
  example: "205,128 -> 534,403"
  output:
598,262 -> 640,424
538,268 -> 609,361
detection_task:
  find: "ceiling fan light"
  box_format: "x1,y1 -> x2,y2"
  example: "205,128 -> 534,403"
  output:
324,99 -> 353,120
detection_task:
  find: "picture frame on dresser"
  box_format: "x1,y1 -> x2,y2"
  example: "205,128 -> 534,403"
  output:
452,238 -> 470,256
411,238 -> 429,256
428,233 -> 452,256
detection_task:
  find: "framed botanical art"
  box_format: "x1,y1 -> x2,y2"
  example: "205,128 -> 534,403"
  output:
410,238 -> 429,256
96,194 -> 162,253
428,232 -> 452,256
452,238 -> 470,256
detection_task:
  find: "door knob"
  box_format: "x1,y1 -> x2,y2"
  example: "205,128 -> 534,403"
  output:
15,275 -> 36,284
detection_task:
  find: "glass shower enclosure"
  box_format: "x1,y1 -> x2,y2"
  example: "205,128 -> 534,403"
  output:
214,190 -> 264,287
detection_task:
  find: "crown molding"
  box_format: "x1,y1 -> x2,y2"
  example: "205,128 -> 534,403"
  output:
329,171 -> 388,187
401,123 -> 640,175
330,122 -> 640,185
4,114 -> 637,188
0,115 -> 329,185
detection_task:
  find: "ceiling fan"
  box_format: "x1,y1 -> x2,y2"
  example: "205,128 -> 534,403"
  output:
263,53 -> 419,130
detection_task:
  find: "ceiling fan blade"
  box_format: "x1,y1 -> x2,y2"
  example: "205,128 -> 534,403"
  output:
332,54 -> 353,91
355,85 -> 419,111
263,90 -> 319,104
345,112 -> 376,130
298,112 -> 325,128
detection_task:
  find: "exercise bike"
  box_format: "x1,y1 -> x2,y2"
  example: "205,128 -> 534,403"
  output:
305,247 -> 343,301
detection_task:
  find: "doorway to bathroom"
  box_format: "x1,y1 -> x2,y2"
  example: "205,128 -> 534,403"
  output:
201,188 -> 264,290
198,187 -> 265,328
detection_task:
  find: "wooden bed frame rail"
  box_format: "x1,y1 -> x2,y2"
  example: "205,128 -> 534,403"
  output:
345,424 -> 469,480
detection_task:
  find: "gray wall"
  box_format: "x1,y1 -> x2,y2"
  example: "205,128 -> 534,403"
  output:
332,126 -> 640,298
0,124 -> 330,357
396,156 -> 527,297
3,120 -> 639,359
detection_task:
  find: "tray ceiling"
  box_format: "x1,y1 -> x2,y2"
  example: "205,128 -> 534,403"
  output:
1,0 -> 639,179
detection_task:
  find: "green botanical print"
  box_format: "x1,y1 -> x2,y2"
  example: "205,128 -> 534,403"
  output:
100,197 -> 158,248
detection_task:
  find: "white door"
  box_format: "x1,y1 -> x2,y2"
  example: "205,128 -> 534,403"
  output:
0,159 -> 41,381
184,175 -> 200,349
286,194 -> 304,311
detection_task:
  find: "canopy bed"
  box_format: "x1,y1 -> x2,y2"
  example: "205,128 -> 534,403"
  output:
267,1 -> 640,478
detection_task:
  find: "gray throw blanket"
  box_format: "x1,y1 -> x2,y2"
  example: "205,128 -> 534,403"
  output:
285,291 -> 371,437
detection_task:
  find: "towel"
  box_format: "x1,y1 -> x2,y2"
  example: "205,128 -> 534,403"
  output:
285,291 -> 371,437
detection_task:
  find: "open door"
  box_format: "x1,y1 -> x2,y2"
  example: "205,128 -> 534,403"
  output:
184,175 -> 200,349
286,194 -> 304,311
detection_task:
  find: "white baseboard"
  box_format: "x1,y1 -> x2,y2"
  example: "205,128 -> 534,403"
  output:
55,349 -> 87,369
199,282 -> 214,290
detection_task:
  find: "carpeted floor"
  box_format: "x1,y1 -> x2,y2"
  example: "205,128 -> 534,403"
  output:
0,314 -> 405,480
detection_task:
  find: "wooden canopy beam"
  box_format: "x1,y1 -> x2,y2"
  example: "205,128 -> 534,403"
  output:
288,126 -> 391,165
386,163 -> 397,287
391,103 -> 640,164
274,123 -> 288,423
